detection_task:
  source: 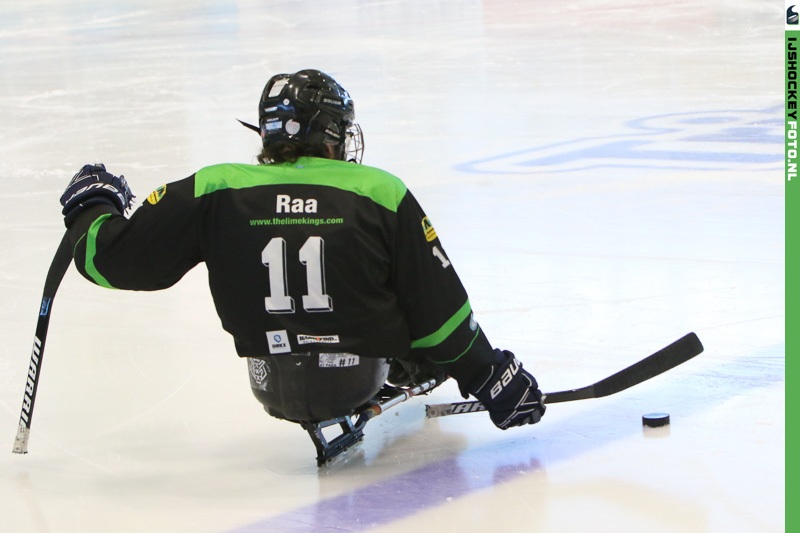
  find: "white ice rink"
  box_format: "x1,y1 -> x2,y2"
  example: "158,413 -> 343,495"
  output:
0,1 -> 784,532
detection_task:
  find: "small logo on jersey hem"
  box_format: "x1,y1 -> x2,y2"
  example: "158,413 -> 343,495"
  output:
298,334 -> 340,345
267,330 -> 291,354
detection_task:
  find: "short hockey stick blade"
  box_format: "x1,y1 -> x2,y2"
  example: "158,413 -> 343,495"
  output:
425,332 -> 704,418
13,232 -> 72,454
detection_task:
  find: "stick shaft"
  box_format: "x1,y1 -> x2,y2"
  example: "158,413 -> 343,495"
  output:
360,377 -> 440,421
425,332 -> 704,419
13,233 -> 72,454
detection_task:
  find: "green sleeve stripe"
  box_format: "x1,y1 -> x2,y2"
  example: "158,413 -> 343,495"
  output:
84,214 -> 116,289
429,327 -> 482,364
194,159 -> 408,213
410,300 -> 472,349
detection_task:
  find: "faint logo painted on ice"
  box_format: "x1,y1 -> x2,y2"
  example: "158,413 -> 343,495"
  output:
457,107 -> 782,174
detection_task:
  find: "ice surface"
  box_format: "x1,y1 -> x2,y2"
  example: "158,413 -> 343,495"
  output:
0,1 -> 783,532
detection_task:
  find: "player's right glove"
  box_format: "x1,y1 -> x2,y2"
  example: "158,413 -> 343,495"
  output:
60,163 -> 134,225
461,349 -> 546,430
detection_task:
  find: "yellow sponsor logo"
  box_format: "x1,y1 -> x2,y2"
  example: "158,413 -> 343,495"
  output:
146,185 -> 167,205
421,216 -> 437,242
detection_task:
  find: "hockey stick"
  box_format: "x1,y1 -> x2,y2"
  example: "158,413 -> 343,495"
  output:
425,332 -> 704,418
12,232 -> 73,454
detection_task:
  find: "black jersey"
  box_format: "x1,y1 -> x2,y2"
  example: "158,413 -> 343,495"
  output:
67,157 -> 489,366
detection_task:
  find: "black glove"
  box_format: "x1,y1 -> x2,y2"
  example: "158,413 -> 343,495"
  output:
462,349 -> 545,429
60,164 -> 134,225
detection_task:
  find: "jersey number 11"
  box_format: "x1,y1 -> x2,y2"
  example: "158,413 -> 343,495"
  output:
262,236 -> 333,314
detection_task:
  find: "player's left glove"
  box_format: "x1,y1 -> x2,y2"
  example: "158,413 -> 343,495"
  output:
60,163 -> 134,225
461,349 -> 546,430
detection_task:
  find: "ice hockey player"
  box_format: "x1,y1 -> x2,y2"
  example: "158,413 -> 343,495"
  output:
59,69 -> 545,458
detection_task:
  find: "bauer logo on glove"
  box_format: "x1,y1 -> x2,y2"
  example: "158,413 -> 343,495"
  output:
490,356 -> 521,399
468,349 -> 546,430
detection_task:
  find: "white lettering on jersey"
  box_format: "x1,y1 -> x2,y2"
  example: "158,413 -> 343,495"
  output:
276,194 -> 318,214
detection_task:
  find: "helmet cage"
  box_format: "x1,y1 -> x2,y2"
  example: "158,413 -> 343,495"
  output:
344,123 -> 364,163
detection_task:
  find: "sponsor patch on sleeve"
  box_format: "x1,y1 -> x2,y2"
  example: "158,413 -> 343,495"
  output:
421,216 -> 438,242
146,185 -> 167,205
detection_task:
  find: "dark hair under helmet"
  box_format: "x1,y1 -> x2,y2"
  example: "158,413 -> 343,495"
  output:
258,69 -> 363,163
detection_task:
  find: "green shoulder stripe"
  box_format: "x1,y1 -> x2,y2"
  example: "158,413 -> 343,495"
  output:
194,158 -> 408,213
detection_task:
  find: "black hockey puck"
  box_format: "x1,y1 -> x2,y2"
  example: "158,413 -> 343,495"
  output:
642,413 -> 670,428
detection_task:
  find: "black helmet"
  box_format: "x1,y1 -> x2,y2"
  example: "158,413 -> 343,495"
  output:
257,69 -> 363,163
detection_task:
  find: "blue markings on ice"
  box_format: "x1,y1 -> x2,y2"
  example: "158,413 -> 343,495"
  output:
456,107 -> 782,174
228,446 -> 544,533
